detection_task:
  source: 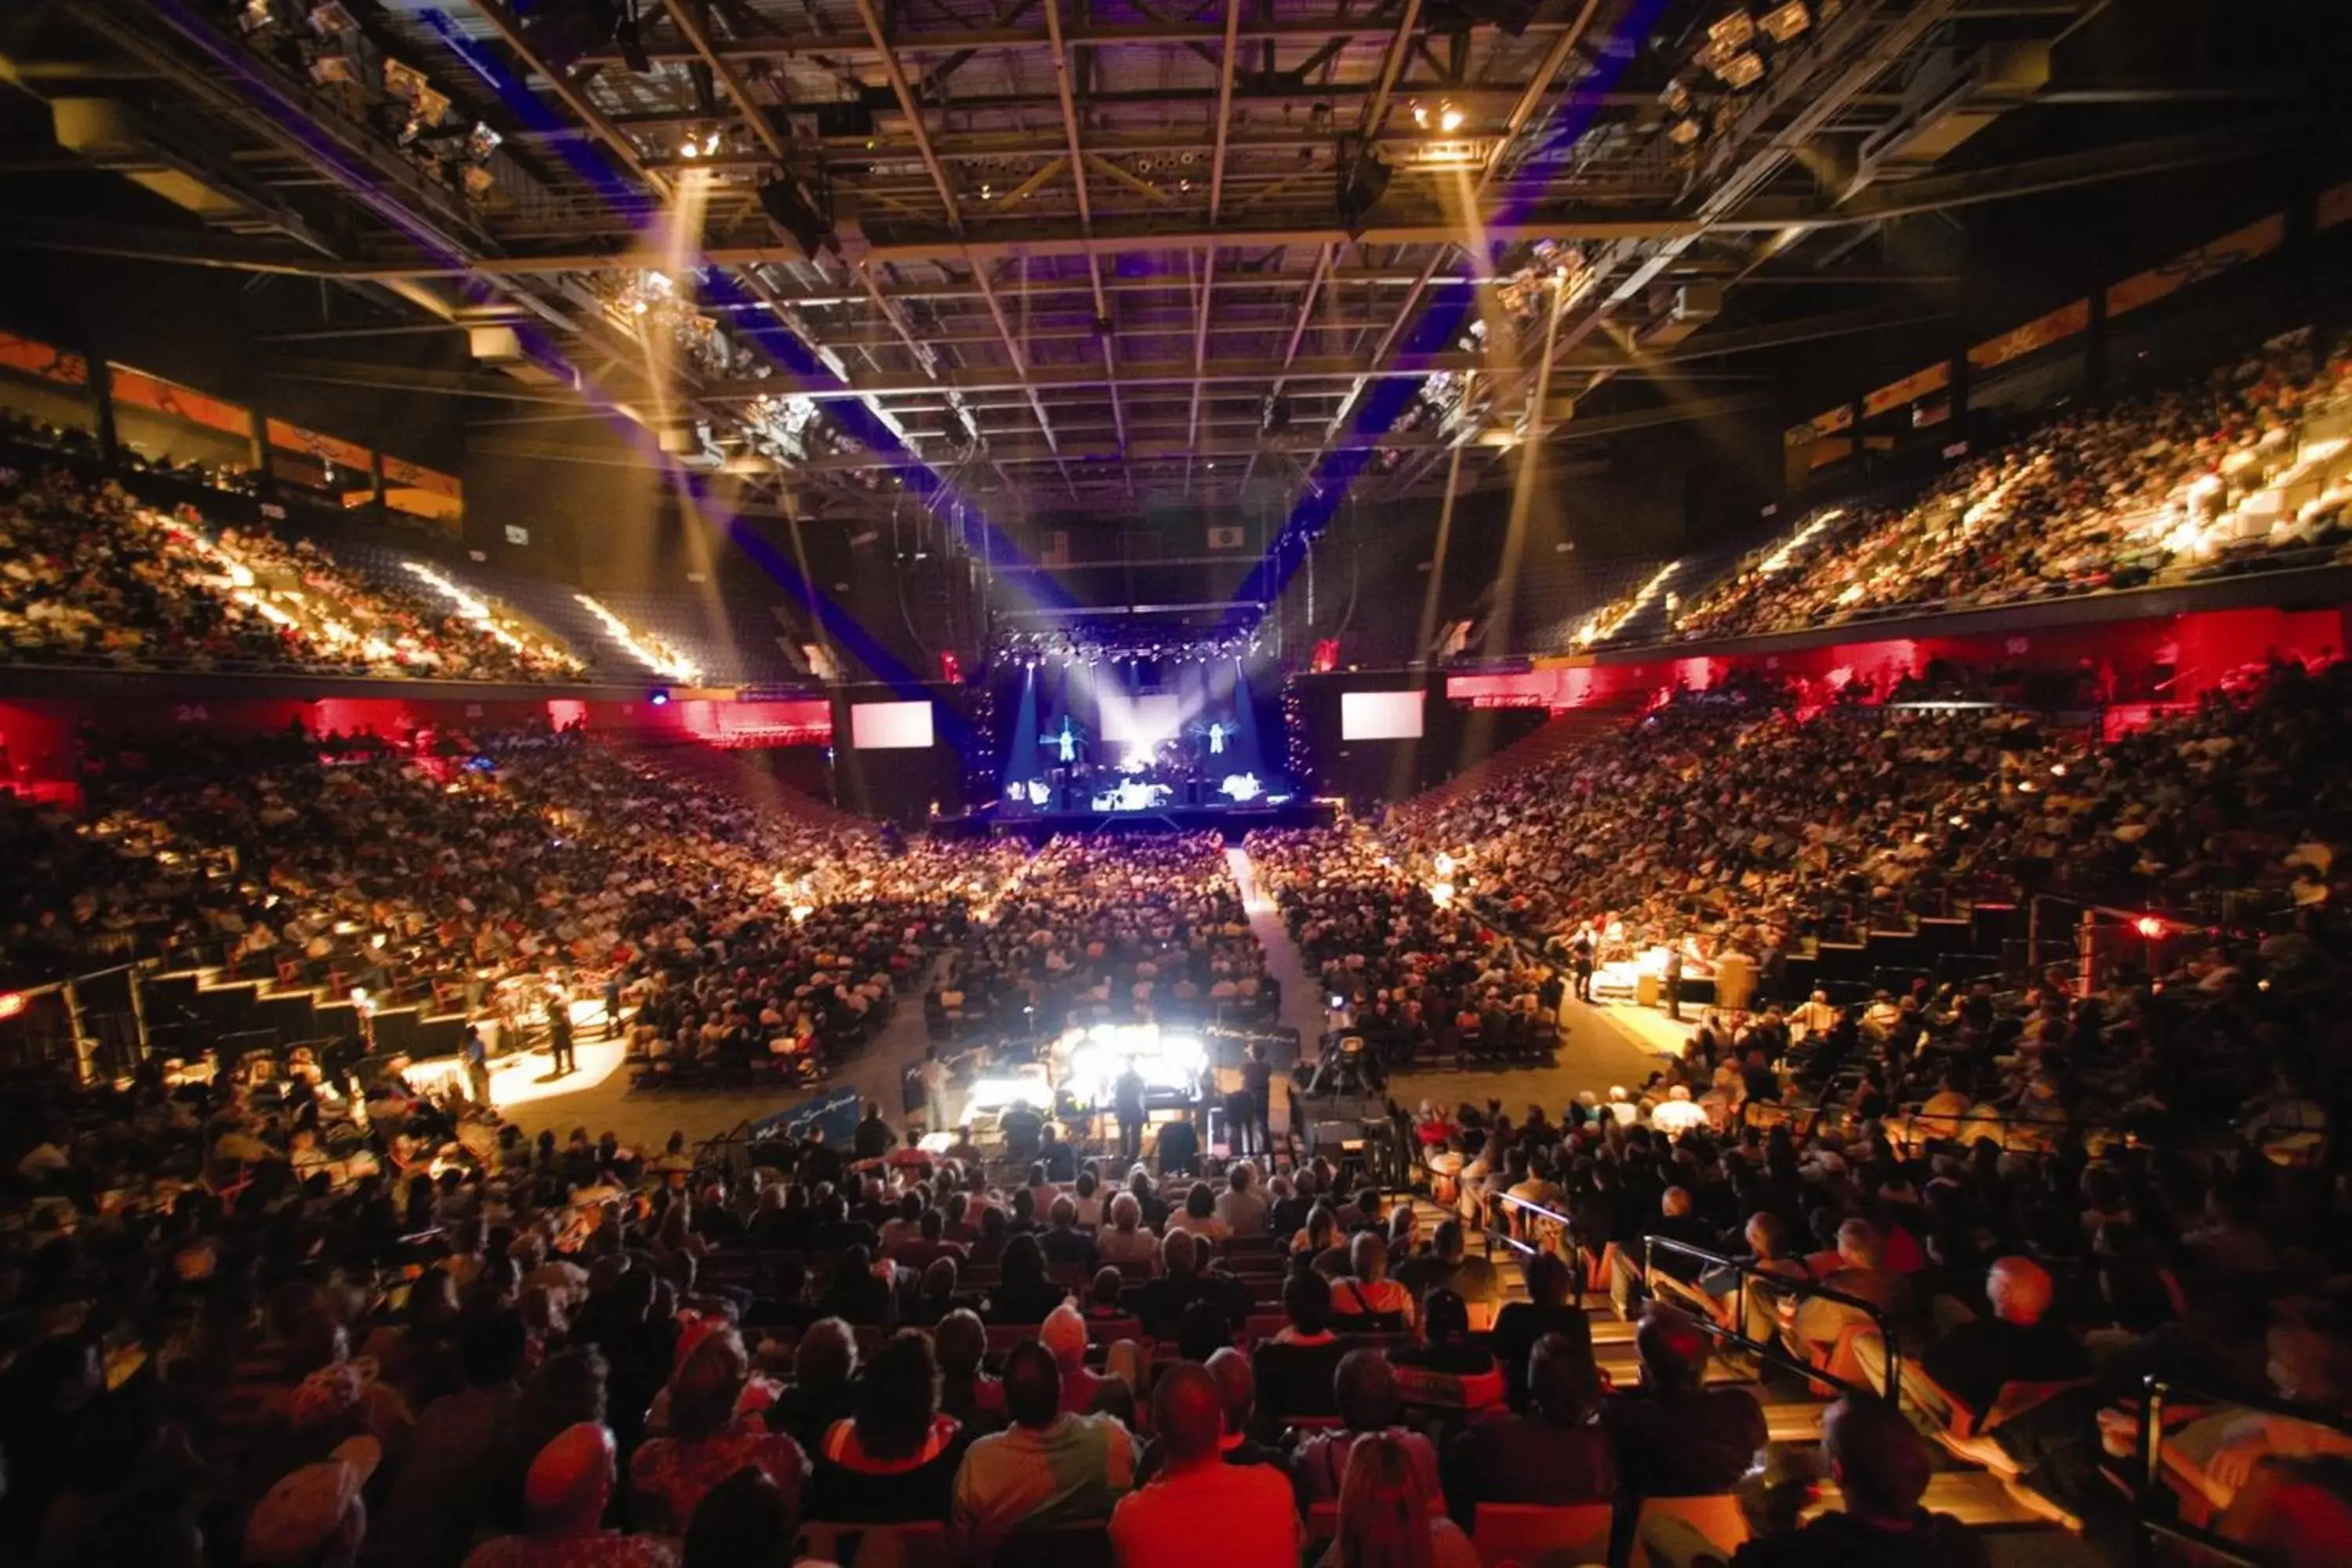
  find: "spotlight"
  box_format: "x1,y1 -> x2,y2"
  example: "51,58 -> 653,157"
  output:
1718,51 -> 1766,89
2133,916 -> 2166,939
1708,9 -> 1756,49
648,688 -> 671,706
468,122 -> 503,161
681,134 -> 699,158
1411,101 -> 1430,129
702,129 -> 721,156
1438,101 -> 1465,133
1667,117 -> 1701,146
1758,2 -> 1811,42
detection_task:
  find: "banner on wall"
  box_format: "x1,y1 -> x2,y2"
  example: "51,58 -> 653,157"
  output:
1784,403 -> 1854,448
2107,212 -> 2285,319
1862,361 -> 1952,420
1969,299 -> 2092,373
0,332 -> 88,387
383,455 -> 465,529
108,365 -> 253,438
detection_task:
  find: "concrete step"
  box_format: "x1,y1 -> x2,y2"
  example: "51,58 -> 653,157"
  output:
1811,1470 -> 2062,1531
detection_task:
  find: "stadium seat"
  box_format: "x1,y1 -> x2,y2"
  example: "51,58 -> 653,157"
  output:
1472,1501 -> 1615,1566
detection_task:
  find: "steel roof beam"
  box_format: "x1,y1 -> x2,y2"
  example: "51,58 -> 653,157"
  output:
848,0 -> 1071,488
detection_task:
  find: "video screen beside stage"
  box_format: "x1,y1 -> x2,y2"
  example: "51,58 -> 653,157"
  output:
849,699 -> 935,750
1341,689 -> 1426,739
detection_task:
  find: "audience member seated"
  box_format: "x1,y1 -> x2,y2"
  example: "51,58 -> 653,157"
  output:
951,1341 -> 1135,1562
464,1423 -> 674,1568
1112,1361 -> 1298,1568
1602,1306 -> 1769,1500
1388,1290 -> 1504,1414
806,1330 -> 968,1524
1329,1233 -> 1416,1331
1135,1230 -> 1247,1339
1704,1396 -> 1987,1568
1490,1251 -> 1594,1412
1394,1221 -> 1500,1330
1291,1350 -> 1443,1508
1254,1271 -> 1348,1429
630,1329 -> 808,1537
1444,1330 -> 1617,1526
1323,1433 -> 1480,1568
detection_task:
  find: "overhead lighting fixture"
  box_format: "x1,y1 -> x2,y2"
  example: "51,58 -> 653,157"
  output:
702,129 -> 721,156
1659,78 -> 1693,115
468,122 -> 503,161
680,133 -> 700,158
308,1 -> 355,36
1708,9 -> 1756,49
1667,117 -> 1702,146
1758,2 -> 1811,42
1718,51 -> 1767,89
1438,101 -> 1465,132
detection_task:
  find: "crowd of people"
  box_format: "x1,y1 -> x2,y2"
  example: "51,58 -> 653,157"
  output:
1667,327 -> 2352,641
2,724 -> 1030,1091
926,833 -> 1277,1044
0,456 -> 579,680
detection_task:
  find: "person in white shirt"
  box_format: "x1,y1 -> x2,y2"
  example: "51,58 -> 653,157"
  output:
1650,1084 -> 1710,1140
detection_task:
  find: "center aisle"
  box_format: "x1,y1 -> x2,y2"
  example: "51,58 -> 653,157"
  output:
1226,844 -> 1328,1065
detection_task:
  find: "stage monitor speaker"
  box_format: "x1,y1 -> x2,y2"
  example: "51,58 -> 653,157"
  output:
758,176 -> 830,260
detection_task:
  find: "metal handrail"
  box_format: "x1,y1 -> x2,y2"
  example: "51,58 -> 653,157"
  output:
1486,1189 -> 1586,1309
2132,1374 -> 2352,1568
1640,1233 -> 1903,1401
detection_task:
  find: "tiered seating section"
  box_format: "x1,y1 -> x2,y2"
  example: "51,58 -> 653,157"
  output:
1537,327 -> 2352,655
0,435 -> 805,684
1672,327 -> 2352,641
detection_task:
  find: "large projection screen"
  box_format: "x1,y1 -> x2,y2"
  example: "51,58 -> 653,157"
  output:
1098,691 -> 1182,746
850,700 -> 936,750
1341,690 -> 1426,741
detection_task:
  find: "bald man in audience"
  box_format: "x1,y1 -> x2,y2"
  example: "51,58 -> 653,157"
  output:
463,1423 -> 675,1568
1138,1347 -> 1284,1480
1112,1362 -> 1298,1568
1922,1258 -> 2087,1422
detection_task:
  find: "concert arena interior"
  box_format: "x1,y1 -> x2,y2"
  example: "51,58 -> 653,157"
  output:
1,1 -> 2350,1564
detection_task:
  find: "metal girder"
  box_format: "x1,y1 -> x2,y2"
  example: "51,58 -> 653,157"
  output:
1040,0 -> 1129,465
694,351 -> 1491,400
1185,0 -> 1246,459
1308,0 -> 1604,455
1496,0 -> 1964,477
572,15 -> 1596,67
848,0 -> 1067,477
